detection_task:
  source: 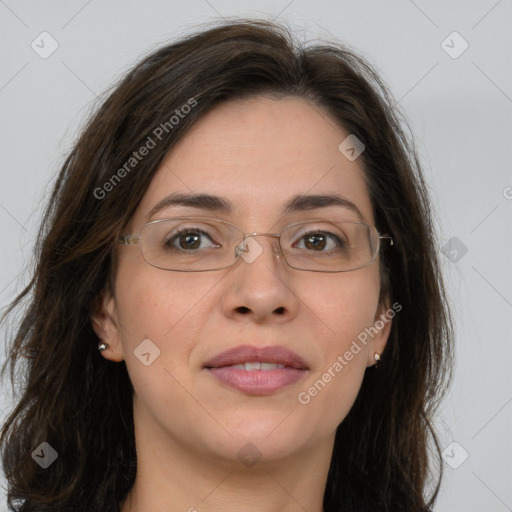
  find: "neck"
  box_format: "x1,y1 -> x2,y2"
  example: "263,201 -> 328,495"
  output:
120,400 -> 333,512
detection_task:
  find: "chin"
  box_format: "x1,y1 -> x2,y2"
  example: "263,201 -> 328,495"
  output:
211,418 -> 313,461
210,434 -> 308,467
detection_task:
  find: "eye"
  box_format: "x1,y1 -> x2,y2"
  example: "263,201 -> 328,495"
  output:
166,228 -> 220,251
294,232 -> 345,251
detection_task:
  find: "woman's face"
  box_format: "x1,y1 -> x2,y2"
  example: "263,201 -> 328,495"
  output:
93,96 -> 390,465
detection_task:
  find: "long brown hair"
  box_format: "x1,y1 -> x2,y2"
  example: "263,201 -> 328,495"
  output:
1,19 -> 453,511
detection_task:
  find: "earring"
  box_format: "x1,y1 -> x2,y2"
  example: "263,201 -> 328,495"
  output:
374,353 -> 380,368
98,342 -> 109,352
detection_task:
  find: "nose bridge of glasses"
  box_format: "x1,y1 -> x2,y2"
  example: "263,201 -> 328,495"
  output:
234,232 -> 282,258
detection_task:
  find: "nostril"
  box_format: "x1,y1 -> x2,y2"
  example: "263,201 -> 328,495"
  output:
274,306 -> 285,315
236,306 -> 251,314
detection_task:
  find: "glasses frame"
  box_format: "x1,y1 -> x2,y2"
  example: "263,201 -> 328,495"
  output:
118,216 -> 393,273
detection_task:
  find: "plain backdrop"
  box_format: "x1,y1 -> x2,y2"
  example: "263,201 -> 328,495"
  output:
1,1 -> 511,511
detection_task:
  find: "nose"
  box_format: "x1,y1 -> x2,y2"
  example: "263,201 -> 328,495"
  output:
221,235 -> 300,324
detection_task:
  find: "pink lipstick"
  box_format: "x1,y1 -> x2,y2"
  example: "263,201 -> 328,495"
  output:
203,345 -> 309,396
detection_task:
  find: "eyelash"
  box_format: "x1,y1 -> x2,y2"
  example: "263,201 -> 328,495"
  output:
164,228 -> 219,249
292,231 -> 346,249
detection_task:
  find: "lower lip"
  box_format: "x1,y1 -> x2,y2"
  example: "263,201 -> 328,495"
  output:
206,367 -> 307,395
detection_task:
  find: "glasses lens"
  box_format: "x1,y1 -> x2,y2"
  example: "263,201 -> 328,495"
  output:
280,220 -> 378,272
139,218 -> 242,271
135,217 -> 379,272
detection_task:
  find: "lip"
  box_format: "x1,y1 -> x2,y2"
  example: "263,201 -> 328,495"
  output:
203,344 -> 309,370
203,345 -> 309,396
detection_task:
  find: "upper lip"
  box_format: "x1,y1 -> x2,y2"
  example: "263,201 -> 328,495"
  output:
203,344 -> 309,370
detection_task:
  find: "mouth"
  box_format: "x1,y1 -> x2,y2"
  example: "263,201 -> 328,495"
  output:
220,362 -> 287,370
203,345 -> 309,396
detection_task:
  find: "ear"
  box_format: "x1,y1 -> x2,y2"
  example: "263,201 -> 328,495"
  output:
90,287 -> 125,362
365,299 -> 394,368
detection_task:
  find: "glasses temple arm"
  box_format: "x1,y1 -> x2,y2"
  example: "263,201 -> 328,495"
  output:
379,235 -> 394,246
118,234 -> 141,245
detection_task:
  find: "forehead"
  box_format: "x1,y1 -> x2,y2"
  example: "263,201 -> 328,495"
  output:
133,96 -> 374,228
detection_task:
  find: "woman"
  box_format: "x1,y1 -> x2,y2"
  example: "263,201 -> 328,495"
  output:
0,19 -> 453,512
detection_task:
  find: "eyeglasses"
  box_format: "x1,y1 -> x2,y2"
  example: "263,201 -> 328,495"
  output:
118,217 -> 393,272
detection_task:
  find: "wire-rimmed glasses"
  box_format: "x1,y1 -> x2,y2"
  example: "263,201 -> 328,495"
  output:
118,217 -> 393,272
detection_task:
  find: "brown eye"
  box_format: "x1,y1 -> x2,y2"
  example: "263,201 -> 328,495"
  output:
304,234 -> 327,251
178,233 -> 202,250
294,231 -> 344,252
165,229 -> 218,251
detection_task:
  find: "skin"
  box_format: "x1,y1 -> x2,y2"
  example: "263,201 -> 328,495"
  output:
91,96 -> 391,512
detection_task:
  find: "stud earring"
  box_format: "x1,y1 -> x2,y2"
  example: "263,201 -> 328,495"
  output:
374,353 -> 380,368
98,342 -> 109,352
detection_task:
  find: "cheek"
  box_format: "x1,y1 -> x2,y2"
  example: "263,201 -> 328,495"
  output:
295,269 -> 379,426
113,266 -> 220,382
297,359 -> 366,433
303,267 -> 380,346
115,263 -> 219,339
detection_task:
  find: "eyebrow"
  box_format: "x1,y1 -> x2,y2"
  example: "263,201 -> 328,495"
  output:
147,192 -> 363,221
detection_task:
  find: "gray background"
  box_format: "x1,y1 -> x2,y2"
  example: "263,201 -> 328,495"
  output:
1,1 -> 511,510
